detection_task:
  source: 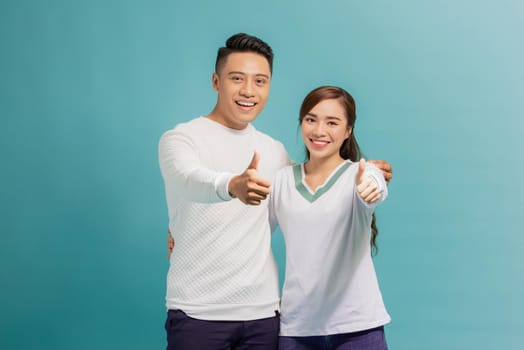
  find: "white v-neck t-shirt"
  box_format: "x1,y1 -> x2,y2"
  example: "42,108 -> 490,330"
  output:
269,160 -> 391,336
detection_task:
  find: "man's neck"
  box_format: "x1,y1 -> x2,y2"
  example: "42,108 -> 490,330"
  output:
206,110 -> 249,130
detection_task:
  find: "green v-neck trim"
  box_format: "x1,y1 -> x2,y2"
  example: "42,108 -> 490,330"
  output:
293,161 -> 351,203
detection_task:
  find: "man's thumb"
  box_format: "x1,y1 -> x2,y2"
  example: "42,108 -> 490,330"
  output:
247,151 -> 259,170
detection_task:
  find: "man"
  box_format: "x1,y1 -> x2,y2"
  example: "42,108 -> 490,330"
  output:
159,33 -> 392,350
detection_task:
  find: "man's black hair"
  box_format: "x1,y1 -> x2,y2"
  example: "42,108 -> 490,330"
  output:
215,33 -> 273,73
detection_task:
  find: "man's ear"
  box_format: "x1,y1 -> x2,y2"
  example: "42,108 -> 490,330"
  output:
212,72 -> 219,91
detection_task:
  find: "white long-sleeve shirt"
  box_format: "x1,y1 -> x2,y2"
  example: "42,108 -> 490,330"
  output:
270,160 -> 391,336
159,116 -> 291,320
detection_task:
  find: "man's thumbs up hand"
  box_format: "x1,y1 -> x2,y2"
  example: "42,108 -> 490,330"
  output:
228,151 -> 271,205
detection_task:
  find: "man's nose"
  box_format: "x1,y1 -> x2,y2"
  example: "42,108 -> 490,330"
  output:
239,80 -> 254,97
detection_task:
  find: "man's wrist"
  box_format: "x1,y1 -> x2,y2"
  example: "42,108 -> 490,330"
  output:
215,172 -> 234,201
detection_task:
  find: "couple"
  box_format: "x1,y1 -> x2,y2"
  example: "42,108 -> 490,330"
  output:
159,33 -> 392,350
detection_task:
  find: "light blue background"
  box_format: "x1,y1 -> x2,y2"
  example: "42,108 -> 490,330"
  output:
1,1 -> 523,349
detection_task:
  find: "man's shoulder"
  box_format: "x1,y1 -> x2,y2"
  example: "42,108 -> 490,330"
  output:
255,131 -> 289,162
173,116 -> 208,131
160,116 -> 207,138
252,126 -> 284,147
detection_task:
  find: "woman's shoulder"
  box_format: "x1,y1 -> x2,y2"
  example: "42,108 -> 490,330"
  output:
274,163 -> 300,184
277,162 -> 299,175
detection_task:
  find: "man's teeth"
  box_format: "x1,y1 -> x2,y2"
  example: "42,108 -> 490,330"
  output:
237,101 -> 255,107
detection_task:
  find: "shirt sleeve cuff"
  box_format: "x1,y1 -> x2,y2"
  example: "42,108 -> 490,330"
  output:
356,169 -> 388,208
215,172 -> 234,201
368,172 -> 388,197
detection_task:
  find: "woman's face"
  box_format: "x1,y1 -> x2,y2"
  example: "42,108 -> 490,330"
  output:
301,98 -> 351,162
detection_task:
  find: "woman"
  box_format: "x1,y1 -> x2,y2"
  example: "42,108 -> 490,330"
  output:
270,86 -> 390,350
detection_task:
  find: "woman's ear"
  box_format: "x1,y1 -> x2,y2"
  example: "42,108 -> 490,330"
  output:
346,126 -> 353,139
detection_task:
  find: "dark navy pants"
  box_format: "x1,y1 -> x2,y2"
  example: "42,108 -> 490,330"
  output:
278,326 -> 388,350
165,309 -> 280,350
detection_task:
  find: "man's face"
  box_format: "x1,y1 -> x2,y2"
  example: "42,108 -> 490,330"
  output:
210,52 -> 271,130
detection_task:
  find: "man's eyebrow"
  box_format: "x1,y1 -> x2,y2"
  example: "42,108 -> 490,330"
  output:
227,71 -> 270,79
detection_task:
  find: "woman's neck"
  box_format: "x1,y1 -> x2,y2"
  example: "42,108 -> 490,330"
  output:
303,156 -> 346,192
